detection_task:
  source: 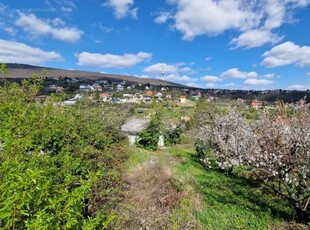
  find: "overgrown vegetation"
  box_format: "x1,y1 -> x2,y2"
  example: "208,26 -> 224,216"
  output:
137,113 -> 162,150
2,63 -> 310,229
0,65 -> 131,229
198,102 -> 310,223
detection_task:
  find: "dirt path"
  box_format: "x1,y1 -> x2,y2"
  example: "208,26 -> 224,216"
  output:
115,150 -> 200,230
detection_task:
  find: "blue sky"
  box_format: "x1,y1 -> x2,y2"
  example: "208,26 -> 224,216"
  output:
0,0 -> 310,90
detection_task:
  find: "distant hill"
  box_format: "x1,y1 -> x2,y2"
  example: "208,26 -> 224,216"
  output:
3,63 -> 193,88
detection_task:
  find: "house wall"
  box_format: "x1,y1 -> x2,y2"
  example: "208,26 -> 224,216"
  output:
128,135 -> 137,146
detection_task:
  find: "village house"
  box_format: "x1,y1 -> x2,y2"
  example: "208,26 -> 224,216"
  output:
155,92 -> 163,99
251,100 -> 263,109
145,90 -> 153,97
99,93 -> 110,102
121,118 -> 164,148
79,84 -> 93,92
191,91 -> 201,100
63,94 -> 83,106
116,84 -> 124,91
165,94 -> 172,100
179,95 -> 187,103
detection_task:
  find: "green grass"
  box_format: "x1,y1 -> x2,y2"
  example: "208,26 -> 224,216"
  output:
166,146 -> 294,230
125,146 -> 155,169
125,145 -> 297,229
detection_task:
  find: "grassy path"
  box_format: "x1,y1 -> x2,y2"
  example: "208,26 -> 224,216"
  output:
114,145 -> 305,230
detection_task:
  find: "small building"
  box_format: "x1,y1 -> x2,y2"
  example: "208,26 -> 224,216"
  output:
251,100 -> 263,109
121,118 -> 164,148
179,95 -> 187,103
116,84 -> 124,91
79,84 -> 93,92
100,93 -> 109,102
155,92 -> 163,99
165,94 -> 172,100
145,90 -> 153,97
121,118 -> 150,146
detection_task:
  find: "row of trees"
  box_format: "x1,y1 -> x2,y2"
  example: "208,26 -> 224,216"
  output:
197,101 -> 310,222
0,66 -> 132,229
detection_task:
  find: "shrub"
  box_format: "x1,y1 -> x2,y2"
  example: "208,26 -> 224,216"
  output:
137,114 -> 162,150
0,66 -> 129,229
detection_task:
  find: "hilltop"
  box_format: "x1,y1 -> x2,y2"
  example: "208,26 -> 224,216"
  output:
4,63 -> 192,88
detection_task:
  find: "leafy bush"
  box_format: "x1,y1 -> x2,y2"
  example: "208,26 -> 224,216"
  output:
137,114 -> 162,150
165,124 -> 182,146
0,68 -> 129,229
194,139 -> 211,168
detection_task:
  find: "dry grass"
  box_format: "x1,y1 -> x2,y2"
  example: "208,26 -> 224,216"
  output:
115,153 -> 201,230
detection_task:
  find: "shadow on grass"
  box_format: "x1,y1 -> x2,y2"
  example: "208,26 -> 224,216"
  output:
178,152 -> 295,223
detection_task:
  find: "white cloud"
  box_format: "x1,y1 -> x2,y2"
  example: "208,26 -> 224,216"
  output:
244,78 -> 274,86
186,82 -> 198,87
161,73 -> 196,83
0,39 -> 62,65
104,0 -> 137,19
231,29 -> 283,48
15,13 -> 83,43
262,41 -> 310,67
143,62 -> 195,76
261,73 -> 280,78
168,0 -> 255,40
221,82 -> 235,87
179,66 -> 195,74
205,83 -> 219,88
61,7 -> 74,13
76,51 -> 152,68
143,63 -> 178,75
200,75 -> 222,82
163,0 -> 309,48
220,68 -> 258,79
306,72 -> 310,76
154,12 -> 172,24
287,84 -> 309,90
4,27 -> 17,36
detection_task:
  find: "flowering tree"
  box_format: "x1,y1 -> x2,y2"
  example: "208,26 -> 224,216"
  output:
201,101 -> 310,222
204,110 -> 258,174
251,101 -> 310,221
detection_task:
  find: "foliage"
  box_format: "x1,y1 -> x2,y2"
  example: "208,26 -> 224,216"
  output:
0,66 -> 129,229
194,139 -> 211,168
165,124 -> 182,146
200,102 -> 310,222
203,109 -> 257,174
173,146 -> 294,230
137,113 -> 162,150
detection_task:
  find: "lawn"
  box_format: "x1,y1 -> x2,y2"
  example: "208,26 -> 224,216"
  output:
123,145 -> 305,229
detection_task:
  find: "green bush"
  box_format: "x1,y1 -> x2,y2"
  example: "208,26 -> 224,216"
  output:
0,68 -> 128,229
165,124 -> 182,146
137,114 -> 162,150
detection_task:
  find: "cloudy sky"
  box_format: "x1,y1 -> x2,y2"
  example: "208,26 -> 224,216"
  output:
1,0 -> 310,90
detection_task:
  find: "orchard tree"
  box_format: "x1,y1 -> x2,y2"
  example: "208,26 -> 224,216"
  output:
201,102 -> 310,222
204,110 -> 258,174
251,101 -> 310,222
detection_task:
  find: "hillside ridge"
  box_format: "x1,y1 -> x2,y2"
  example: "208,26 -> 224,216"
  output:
4,63 -> 195,88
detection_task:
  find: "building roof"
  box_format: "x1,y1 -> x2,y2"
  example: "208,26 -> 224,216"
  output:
145,90 -> 153,96
121,118 -> 150,134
